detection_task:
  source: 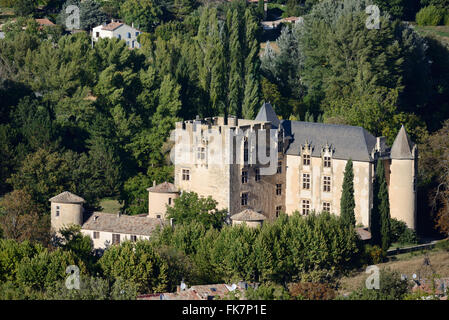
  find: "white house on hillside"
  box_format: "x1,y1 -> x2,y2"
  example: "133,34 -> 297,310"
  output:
92,20 -> 142,49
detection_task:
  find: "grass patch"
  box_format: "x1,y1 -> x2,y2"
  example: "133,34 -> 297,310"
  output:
338,249 -> 449,294
99,198 -> 123,213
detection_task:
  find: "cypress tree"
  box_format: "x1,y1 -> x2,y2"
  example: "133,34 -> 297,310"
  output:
242,9 -> 260,119
228,9 -> 243,117
371,158 -> 391,251
340,159 -> 355,227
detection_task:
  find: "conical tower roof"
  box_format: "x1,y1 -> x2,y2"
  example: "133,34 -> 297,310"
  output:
255,102 -> 280,128
390,125 -> 415,159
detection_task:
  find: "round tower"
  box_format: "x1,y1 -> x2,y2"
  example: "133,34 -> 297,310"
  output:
147,181 -> 179,219
49,191 -> 85,233
388,126 -> 417,230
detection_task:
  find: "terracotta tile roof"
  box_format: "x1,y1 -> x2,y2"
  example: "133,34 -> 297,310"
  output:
82,212 -> 165,236
49,191 -> 85,203
146,182 -> 178,193
102,21 -> 123,31
35,18 -> 55,26
231,209 -> 266,222
137,283 -> 248,300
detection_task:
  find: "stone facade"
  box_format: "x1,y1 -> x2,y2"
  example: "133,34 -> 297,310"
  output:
172,103 -> 418,229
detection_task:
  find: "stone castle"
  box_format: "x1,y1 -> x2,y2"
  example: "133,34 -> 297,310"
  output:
170,102 -> 417,229
50,102 -> 417,249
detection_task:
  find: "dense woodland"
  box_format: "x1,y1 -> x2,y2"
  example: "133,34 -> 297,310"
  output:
1,0 -> 449,299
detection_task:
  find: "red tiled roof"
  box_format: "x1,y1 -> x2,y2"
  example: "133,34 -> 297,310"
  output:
36,18 -> 55,26
102,21 -> 123,31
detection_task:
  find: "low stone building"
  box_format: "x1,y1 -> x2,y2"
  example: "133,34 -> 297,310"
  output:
50,186 -> 168,249
147,181 -> 179,219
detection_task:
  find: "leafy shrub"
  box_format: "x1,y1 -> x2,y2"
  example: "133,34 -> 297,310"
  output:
245,283 -> 290,300
398,228 -> 418,245
444,11 -> 449,25
362,244 -> 385,265
416,6 -> 444,26
390,218 -> 418,245
289,282 -> 336,300
435,239 -> 449,251
98,240 -> 169,294
45,276 -> 110,300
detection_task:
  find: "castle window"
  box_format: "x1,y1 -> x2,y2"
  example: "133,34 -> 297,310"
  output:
302,200 -> 310,215
255,168 -> 261,182
197,147 -> 206,160
157,215 -> 161,219
242,170 -> 248,184
323,176 -> 331,192
93,231 -> 100,239
303,154 -> 310,166
182,169 -> 190,181
117,34 -> 121,40
276,206 -> 282,217
303,173 -> 310,190
168,198 -> 172,205
135,32 -> 139,37
112,234 -> 120,245
276,184 -> 282,195
127,32 -> 131,38
244,140 -> 249,162
241,193 -> 248,206
56,206 -> 60,217
277,161 -> 282,174
130,235 -> 137,242
324,156 -> 331,168
323,202 -> 331,212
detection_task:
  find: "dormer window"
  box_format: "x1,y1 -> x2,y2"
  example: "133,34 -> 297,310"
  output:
302,141 -> 312,165
324,156 -> 331,168
303,154 -> 310,166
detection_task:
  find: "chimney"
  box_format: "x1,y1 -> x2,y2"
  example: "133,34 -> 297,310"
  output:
170,218 -> 174,228
111,18 -> 114,23
117,211 -> 121,218
132,22 -> 134,28
153,180 -> 156,187
376,136 -> 386,152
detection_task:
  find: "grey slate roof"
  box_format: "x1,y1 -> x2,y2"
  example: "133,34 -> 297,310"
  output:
146,182 -> 178,193
255,102 -> 281,128
281,120 -> 377,162
82,212 -> 165,236
49,191 -> 85,203
231,209 -> 267,221
390,125 -> 415,159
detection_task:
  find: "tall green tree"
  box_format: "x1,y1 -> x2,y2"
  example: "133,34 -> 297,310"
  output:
340,159 -> 355,227
166,192 -> 227,230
